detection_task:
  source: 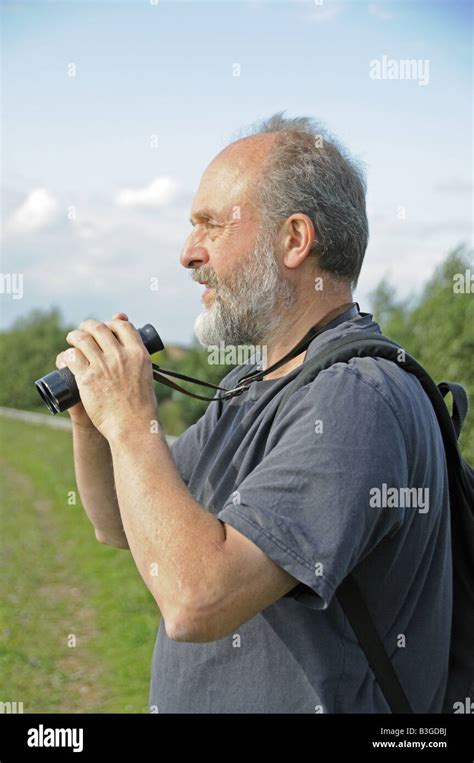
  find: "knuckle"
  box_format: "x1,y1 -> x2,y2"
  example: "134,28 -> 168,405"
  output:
137,348 -> 150,363
79,319 -> 99,333
64,348 -> 76,363
131,341 -> 145,356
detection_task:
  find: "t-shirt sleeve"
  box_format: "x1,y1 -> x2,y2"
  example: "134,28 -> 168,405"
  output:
169,423 -> 203,487
217,362 -> 410,609
169,405 -> 219,486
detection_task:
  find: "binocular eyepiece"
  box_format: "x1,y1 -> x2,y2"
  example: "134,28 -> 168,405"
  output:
35,323 -> 164,415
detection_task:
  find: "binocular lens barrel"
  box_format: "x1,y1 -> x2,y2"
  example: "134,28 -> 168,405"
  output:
35,324 -> 164,415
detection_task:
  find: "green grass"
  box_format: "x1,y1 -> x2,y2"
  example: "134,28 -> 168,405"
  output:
0,416 -> 160,713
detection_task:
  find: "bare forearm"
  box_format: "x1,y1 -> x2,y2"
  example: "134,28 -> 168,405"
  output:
108,420 -> 226,626
72,422 -> 129,549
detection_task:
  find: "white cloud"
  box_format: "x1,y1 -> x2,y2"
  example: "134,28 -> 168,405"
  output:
9,188 -> 59,233
1,186 -> 198,340
2,182 -> 469,343
115,177 -> 179,208
368,3 -> 394,21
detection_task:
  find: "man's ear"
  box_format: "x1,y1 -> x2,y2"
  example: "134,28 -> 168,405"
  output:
281,213 -> 316,270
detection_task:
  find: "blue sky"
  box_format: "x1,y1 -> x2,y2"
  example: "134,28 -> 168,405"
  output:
1,0 -> 472,343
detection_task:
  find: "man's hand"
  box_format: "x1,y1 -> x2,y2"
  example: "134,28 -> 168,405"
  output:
61,315 -> 157,441
56,312 -> 129,431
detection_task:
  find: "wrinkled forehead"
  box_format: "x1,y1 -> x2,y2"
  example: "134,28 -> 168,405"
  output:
193,161 -> 250,216
191,134 -> 277,222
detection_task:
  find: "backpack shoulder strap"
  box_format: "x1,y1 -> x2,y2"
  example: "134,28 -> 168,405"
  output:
438,382 -> 469,440
277,331 -> 462,471
275,329 -> 465,714
337,575 -> 413,713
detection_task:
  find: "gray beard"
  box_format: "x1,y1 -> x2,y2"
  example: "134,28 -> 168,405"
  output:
193,232 -> 296,347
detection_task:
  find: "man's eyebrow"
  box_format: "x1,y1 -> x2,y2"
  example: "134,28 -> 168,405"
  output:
189,207 -> 220,223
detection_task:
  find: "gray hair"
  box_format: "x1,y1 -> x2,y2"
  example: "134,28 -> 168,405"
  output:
236,112 -> 369,288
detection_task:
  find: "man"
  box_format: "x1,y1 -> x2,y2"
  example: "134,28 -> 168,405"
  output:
57,113 -> 452,713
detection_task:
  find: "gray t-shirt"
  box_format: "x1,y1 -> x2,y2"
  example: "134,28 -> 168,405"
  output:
149,314 -> 452,713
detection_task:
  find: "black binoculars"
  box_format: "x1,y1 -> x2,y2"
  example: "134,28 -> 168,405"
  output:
35,324 -> 164,415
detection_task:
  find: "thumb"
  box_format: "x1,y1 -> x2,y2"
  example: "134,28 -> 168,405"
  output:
112,312 -> 129,321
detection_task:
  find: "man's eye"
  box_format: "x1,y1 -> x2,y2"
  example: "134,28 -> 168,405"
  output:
190,220 -> 218,228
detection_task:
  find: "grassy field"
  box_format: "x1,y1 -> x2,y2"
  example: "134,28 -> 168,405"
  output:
0,416 -> 160,713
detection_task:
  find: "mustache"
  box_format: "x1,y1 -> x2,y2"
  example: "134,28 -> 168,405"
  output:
191,268 -> 219,288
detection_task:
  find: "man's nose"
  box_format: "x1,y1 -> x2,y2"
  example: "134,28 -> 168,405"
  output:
179,230 -> 210,269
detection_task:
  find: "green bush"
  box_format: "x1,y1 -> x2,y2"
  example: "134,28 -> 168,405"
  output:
0,308 -> 75,411
369,245 -> 474,463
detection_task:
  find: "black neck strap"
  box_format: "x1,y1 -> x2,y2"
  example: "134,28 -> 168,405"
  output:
237,301 -> 360,387
152,302 -> 361,402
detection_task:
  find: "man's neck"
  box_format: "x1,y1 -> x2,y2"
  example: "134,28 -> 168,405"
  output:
261,296 -> 356,380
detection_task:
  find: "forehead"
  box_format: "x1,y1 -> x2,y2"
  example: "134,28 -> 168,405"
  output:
190,157 -> 253,220
191,134 -> 276,220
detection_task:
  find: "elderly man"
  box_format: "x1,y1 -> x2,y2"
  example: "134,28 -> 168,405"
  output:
57,114 -> 451,713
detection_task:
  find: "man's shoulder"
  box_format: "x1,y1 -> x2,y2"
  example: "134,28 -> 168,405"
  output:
302,316 -> 428,415
284,316 -> 439,452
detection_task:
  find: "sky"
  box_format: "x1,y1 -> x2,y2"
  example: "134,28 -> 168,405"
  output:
1,0 -> 472,344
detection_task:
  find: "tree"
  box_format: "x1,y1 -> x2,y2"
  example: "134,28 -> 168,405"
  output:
167,345 -> 234,428
0,308 -> 75,411
369,245 -> 474,462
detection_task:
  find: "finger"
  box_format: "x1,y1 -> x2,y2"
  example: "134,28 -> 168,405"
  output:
77,319 -> 122,354
66,328 -> 106,364
104,318 -> 143,350
112,312 -> 128,321
62,347 -> 89,375
55,352 -> 67,369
